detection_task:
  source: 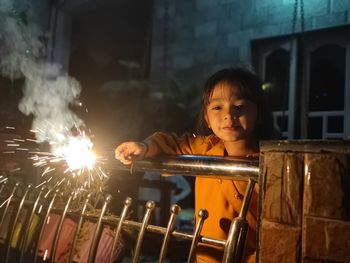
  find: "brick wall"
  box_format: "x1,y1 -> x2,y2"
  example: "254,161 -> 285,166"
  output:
259,140 -> 350,262
151,0 -> 350,87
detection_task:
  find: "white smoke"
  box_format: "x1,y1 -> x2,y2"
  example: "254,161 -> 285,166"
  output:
19,60 -> 83,143
0,0 -> 42,78
0,0 -> 83,148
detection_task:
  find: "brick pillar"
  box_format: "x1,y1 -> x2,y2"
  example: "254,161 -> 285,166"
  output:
258,141 -> 350,262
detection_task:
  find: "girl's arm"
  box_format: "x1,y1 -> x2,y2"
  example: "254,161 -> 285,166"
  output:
115,132 -> 199,164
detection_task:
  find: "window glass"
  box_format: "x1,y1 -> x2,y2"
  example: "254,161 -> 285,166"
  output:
327,116 -> 344,133
309,44 -> 345,111
264,48 -> 290,111
276,115 -> 288,132
308,117 -> 323,139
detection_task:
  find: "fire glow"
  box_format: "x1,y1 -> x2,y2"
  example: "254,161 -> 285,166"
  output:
4,126 -> 108,190
55,136 -> 96,172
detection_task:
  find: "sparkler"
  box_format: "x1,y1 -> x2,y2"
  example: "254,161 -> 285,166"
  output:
2,126 -> 108,192
56,136 -> 96,172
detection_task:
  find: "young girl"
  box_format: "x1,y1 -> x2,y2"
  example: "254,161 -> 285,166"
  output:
115,68 -> 276,262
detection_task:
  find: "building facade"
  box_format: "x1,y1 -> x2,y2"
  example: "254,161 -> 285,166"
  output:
150,0 -> 350,139
23,0 -> 350,140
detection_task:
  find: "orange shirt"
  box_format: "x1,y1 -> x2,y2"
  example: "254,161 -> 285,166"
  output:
145,132 -> 258,262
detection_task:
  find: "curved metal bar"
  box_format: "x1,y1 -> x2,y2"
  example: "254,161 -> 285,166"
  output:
224,219 -> 248,263
158,204 -> 181,263
50,191 -> 74,263
0,182 -> 6,196
109,197 -> 132,263
5,184 -> 32,263
132,200 -> 156,263
33,188 -> 59,263
111,155 -> 259,181
76,214 -> 225,248
222,179 -> 256,263
0,178 -> 8,191
19,186 -> 45,263
187,209 -> 208,263
88,194 -> 112,263
68,193 -> 92,262
239,179 -> 255,219
0,182 -> 20,232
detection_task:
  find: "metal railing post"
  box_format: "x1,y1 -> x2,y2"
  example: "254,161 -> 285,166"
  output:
222,179 -> 256,263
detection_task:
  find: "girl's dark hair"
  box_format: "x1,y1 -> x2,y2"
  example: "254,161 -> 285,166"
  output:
196,67 -> 277,140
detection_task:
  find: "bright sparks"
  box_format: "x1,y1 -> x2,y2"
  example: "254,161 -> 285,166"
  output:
3,126 -> 108,190
56,137 -> 96,172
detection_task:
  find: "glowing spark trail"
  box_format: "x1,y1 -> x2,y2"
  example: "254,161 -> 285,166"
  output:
2,126 -> 108,191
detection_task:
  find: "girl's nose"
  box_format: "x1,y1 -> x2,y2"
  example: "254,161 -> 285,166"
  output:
224,108 -> 239,120
224,115 -> 238,120
224,111 -> 238,120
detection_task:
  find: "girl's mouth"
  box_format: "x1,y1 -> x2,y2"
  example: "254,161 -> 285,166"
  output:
222,126 -> 241,131
223,126 -> 233,130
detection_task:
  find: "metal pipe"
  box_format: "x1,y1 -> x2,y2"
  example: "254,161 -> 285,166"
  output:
109,155 -> 259,181
109,197 -> 132,263
88,194 -> 112,263
34,189 -> 60,263
239,179 -> 255,219
50,191 -> 74,263
0,182 -> 20,232
132,200 -> 156,263
20,186 -> 45,263
222,179 -> 256,263
158,204 -> 181,263
187,209 -> 208,263
79,214 -> 225,247
5,184 -> 32,263
0,181 -> 6,194
118,219 -> 225,247
0,178 -> 8,191
223,219 -> 248,263
68,193 -> 92,262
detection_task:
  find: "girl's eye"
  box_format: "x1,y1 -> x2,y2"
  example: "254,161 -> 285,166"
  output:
235,105 -> 244,110
211,106 -> 222,110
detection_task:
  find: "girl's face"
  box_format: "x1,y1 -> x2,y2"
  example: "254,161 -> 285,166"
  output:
205,81 -> 257,142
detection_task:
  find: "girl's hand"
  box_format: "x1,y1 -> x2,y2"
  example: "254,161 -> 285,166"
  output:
115,142 -> 148,165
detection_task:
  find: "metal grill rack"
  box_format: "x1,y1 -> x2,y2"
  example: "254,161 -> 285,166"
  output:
0,155 -> 259,263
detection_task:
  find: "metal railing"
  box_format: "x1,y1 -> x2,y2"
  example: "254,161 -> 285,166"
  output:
0,155 -> 259,263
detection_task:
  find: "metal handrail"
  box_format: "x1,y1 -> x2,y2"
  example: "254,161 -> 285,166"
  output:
109,155 -> 259,181
117,155 -> 259,262
0,155 -> 259,263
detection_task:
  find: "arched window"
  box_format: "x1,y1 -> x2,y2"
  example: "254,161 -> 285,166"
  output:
253,27 -> 350,140
308,44 -> 345,139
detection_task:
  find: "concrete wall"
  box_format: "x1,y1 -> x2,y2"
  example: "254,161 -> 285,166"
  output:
150,0 -> 350,87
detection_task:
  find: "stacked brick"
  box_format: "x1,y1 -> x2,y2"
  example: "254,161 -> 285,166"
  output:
258,141 -> 350,262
